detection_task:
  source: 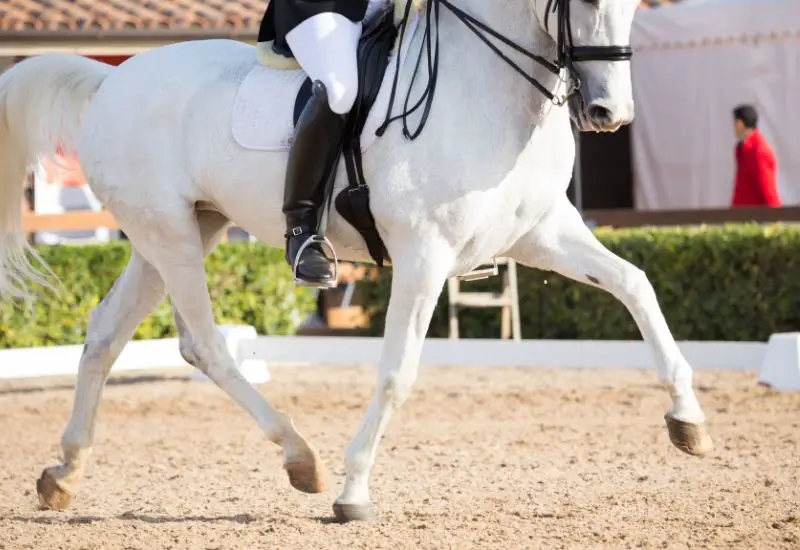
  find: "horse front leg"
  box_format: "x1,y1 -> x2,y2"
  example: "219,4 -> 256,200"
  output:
333,245 -> 452,522
508,197 -> 712,456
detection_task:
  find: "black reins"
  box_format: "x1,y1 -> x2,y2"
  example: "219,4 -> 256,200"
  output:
376,0 -> 633,140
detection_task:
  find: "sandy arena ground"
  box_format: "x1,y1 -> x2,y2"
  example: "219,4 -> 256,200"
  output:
0,364 -> 798,549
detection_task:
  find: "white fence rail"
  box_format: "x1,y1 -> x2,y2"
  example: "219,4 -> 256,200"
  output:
0,338 -> 186,380
1,329 -> 797,390
239,336 -> 766,371
0,325 -> 800,391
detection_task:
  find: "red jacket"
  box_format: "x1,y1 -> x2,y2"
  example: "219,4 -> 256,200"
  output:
732,129 -> 781,207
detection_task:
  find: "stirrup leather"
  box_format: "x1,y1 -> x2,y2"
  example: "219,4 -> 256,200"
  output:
291,231 -> 340,289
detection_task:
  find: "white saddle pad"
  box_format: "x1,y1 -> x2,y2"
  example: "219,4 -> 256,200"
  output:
232,13 -> 420,152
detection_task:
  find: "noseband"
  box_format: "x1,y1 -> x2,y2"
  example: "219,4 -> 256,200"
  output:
377,0 -> 634,139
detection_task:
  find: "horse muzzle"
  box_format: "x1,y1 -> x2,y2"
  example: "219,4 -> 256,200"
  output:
570,93 -> 633,133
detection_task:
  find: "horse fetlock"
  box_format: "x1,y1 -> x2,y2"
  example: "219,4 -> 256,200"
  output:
59,442 -> 92,466
43,449 -> 88,490
335,469 -> 373,517
668,392 -> 706,425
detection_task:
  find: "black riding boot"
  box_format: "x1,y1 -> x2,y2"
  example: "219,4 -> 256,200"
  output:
283,81 -> 347,287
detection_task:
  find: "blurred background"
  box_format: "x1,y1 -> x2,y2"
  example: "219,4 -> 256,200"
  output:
0,0 -> 798,342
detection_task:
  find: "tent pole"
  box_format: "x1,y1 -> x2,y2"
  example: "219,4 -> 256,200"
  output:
572,123 -> 584,215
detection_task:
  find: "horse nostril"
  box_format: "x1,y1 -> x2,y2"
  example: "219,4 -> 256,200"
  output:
587,104 -> 612,122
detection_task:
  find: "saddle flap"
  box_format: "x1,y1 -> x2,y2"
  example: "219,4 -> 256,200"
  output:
334,185 -> 386,267
330,5 -> 398,267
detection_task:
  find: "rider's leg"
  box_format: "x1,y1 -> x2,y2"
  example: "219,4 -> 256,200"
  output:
282,13 -> 362,286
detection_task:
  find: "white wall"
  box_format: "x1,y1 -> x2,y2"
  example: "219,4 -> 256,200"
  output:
630,0 -> 800,209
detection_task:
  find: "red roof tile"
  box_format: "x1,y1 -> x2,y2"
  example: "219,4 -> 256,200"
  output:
1,0 -> 265,32
0,0 -> 683,35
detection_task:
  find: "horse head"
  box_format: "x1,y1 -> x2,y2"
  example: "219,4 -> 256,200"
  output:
534,0 -> 639,132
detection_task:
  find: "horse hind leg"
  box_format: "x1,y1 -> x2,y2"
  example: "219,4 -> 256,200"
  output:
130,206 -> 328,494
171,209 -> 230,367
507,197 -> 712,456
37,209 -> 228,509
37,250 -> 167,510
175,298 -> 327,493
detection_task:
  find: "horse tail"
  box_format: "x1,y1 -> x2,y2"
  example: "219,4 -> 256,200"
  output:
0,54 -> 112,302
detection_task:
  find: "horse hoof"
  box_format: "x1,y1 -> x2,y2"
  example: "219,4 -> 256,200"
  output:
284,457 -> 328,494
332,502 -> 377,523
664,414 -> 713,457
36,469 -> 72,510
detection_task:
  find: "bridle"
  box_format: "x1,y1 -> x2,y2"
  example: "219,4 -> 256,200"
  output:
377,0 -> 634,139
544,0 -> 633,104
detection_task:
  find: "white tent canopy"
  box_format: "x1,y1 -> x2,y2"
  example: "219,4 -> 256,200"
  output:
630,0 -> 800,209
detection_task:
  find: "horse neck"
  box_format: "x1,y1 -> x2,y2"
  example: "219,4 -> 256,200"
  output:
429,0 -> 561,123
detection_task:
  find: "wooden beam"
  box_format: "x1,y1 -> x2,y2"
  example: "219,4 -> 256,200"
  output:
583,206 -> 800,228
0,39 -> 256,57
0,31 -> 258,57
22,211 -> 120,232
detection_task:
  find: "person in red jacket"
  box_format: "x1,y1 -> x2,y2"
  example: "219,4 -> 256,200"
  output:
731,105 -> 781,207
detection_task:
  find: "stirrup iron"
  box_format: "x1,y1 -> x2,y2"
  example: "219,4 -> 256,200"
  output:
457,259 -> 499,282
292,234 -> 340,289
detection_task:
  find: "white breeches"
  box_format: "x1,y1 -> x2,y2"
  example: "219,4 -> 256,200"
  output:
286,13 -> 363,114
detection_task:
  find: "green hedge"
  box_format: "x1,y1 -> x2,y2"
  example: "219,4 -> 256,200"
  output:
2,224 -> 797,348
358,224 -> 800,342
0,242 -> 316,348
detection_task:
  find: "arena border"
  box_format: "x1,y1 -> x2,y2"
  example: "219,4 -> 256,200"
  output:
0,334 -> 766,380
241,336 -> 765,371
0,338 -> 186,381
3,332 -> 797,390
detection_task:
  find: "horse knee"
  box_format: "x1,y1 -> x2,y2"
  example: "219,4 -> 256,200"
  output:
381,371 -> 416,409
621,266 -> 651,299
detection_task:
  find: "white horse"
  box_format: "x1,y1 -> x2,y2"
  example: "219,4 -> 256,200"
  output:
0,0 -> 711,523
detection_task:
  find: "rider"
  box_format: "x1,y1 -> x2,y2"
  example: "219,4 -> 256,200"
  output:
257,0 -> 370,287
